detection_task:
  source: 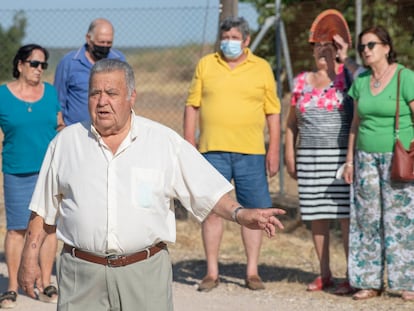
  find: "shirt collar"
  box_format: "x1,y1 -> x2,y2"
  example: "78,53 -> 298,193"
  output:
215,48 -> 257,65
71,44 -> 93,67
90,110 -> 138,141
129,110 -> 139,139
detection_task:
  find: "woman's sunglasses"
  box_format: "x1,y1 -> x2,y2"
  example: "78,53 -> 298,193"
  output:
357,41 -> 383,53
24,60 -> 48,70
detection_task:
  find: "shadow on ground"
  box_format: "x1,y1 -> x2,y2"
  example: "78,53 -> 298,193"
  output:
173,260 -> 319,288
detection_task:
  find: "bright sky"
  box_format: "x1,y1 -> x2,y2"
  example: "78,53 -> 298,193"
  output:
1,0 -> 218,9
0,0 -> 258,48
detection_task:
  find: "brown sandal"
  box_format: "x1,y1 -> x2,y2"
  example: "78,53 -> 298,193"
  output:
352,289 -> 380,300
246,275 -> 265,290
402,291 -> 414,301
197,276 -> 219,292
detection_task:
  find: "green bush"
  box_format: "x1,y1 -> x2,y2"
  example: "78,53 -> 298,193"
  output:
0,11 -> 26,83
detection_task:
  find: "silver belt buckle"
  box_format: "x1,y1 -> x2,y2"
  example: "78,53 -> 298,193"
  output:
106,254 -> 122,267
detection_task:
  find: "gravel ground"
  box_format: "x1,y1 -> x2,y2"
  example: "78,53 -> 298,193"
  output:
4,265 -> 413,311
0,201 -> 413,310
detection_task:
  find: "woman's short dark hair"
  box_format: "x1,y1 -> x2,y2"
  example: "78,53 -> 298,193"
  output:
358,26 -> 397,64
12,44 -> 49,79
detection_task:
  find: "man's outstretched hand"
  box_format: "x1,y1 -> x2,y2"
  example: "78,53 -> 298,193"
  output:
236,208 -> 286,237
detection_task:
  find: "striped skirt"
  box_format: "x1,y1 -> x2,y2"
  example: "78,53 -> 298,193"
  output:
296,147 -> 350,221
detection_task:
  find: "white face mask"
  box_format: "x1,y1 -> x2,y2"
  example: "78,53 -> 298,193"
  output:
220,40 -> 243,59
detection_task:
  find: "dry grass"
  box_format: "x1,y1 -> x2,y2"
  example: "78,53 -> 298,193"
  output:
2,48 -> 414,311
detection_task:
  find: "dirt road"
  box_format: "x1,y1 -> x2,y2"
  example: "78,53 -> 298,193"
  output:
3,261 -> 413,311
2,217 -> 413,311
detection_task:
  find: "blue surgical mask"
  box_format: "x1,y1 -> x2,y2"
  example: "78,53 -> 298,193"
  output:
220,40 -> 243,59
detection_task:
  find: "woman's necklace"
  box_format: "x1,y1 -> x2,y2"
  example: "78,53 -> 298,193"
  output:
25,102 -> 34,112
21,98 -> 35,112
14,82 -> 42,112
372,65 -> 391,88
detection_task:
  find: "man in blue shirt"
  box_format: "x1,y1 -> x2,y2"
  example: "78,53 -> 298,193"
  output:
54,18 -> 126,125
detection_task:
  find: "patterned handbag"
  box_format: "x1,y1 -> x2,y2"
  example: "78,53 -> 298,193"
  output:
390,68 -> 414,182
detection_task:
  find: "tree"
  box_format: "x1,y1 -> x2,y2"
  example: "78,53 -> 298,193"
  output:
0,11 -> 27,82
215,0 -> 239,51
241,0 -> 414,83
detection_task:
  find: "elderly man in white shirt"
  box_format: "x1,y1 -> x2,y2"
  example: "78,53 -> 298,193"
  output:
17,59 -> 285,311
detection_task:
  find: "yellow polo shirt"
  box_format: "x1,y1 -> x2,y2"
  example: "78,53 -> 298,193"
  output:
186,49 -> 280,154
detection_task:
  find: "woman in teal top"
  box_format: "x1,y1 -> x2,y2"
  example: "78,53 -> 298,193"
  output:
0,44 -> 64,308
343,26 -> 414,301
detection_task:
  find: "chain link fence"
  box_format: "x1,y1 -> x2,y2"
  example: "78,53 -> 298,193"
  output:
2,2 -> 412,203
0,4 -> 255,133
0,4 -> 294,202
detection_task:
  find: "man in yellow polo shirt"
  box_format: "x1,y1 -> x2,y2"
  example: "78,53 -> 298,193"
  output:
184,16 -> 281,292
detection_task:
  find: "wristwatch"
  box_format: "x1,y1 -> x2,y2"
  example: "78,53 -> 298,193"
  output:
231,206 -> 244,224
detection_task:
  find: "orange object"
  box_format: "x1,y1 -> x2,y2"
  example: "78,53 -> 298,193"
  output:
308,9 -> 352,45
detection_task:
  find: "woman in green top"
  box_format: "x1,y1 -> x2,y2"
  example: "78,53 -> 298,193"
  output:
344,26 -> 414,301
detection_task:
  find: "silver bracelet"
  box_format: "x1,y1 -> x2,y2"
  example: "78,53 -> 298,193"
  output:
231,206 -> 244,224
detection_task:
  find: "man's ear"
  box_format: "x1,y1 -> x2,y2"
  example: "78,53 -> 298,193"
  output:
85,34 -> 91,45
243,35 -> 251,48
130,90 -> 137,109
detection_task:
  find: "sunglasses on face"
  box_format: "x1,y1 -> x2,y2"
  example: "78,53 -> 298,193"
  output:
24,60 -> 48,70
357,41 -> 383,53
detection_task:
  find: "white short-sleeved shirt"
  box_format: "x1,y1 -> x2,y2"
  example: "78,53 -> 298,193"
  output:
29,114 -> 233,254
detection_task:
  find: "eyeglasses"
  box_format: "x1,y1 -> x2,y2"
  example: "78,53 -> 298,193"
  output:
24,60 -> 48,70
357,41 -> 383,53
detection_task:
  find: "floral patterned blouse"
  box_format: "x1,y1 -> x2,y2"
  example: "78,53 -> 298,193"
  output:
290,64 -> 351,148
291,64 -> 347,113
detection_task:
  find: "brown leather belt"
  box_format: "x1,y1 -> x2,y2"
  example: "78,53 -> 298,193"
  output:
63,242 -> 166,267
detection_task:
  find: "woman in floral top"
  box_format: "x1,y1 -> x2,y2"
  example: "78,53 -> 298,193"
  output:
285,36 -> 354,294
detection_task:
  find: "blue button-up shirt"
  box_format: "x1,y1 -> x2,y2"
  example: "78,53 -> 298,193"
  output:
54,44 -> 126,125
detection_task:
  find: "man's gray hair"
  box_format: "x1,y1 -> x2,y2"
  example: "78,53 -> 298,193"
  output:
220,16 -> 250,41
89,59 -> 135,99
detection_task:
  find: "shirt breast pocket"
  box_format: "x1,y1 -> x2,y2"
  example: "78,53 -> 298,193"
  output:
130,168 -> 165,211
